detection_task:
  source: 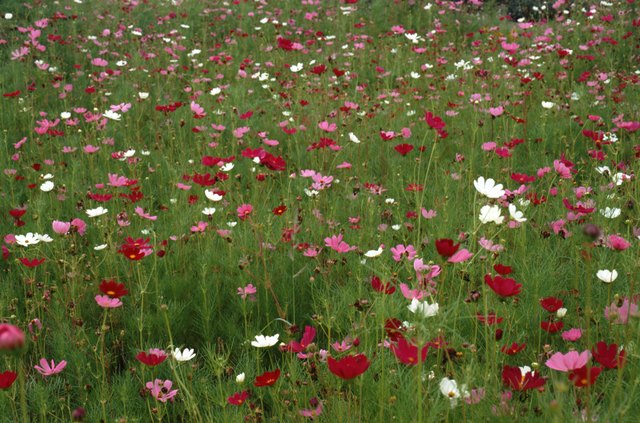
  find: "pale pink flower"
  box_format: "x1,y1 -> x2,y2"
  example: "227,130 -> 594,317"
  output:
605,298 -> 639,324
135,207 -> 157,221
52,220 -> 71,235
545,350 -> 591,372
146,379 -> 178,403
399,283 -> 426,301
561,328 -> 582,342
324,234 -> 356,253
237,284 -> 257,301
95,295 -> 122,308
34,358 -> 67,376
448,248 -> 473,263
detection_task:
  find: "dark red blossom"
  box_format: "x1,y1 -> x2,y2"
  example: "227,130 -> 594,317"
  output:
540,297 -> 563,312
99,280 -> 128,298
19,257 -> 45,268
435,238 -> 459,258
254,369 -> 281,387
568,366 -> 602,387
502,365 -> 546,391
394,143 -> 414,156
501,342 -> 526,355
328,354 -> 370,380
390,335 -> 428,366
227,391 -> 249,406
136,351 -> 167,366
0,371 -> 17,389
484,274 -> 522,297
476,312 -> 503,325
384,318 -> 405,342
540,320 -> 564,333
591,342 -> 625,369
371,276 -> 395,295
493,264 -> 512,275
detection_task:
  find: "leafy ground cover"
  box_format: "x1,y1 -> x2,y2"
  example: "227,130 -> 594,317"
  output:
0,0 -> 639,421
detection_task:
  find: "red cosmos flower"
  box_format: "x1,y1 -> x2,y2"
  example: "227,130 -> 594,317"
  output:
384,318 -> 405,342
310,64 -> 327,75
371,276 -> 396,295
136,350 -> 167,366
540,297 -> 563,312
390,335 -> 428,366
99,280 -> 128,298
9,209 -> 27,219
591,342 -> 626,369
19,257 -> 45,268
328,354 -> 371,380
568,366 -> 602,387
284,326 -> 316,353
476,312 -> 503,325
424,111 -> 446,130
501,342 -> 526,355
272,205 -> 287,216
502,365 -> 546,391
0,371 -> 18,389
540,320 -> 564,333
254,369 -> 281,387
484,274 -> 522,297
227,390 -> 249,406
510,173 -> 536,183
493,264 -> 512,275
435,238 -> 459,258
118,237 -> 152,261
394,143 -> 414,156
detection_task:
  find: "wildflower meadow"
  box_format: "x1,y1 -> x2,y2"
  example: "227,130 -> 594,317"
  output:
1,0 -> 639,421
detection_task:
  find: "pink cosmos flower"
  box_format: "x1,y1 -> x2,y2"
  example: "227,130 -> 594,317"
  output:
95,295 -> 123,308
545,350 -> 591,372
399,283 -> 426,301
135,207 -> 157,221
606,235 -> 631,251
237,204 -> 253,221
0,324 -> 25,350
421,208 -> 437,219
52,220 -> 71,235
448,248 -> 473,263
237,284 -> 257,301
34,358 -> 67,376
324,234 -> 356,253
604,298 -> 639,324
561,328 -> 582,342
390,244 -> 416,262
146,379 -> 178,403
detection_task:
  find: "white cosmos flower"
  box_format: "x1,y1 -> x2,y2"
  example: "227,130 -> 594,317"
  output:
407,298 -> 439,318
479,204 -> 504,224
103,110 -> 121,121
209,87 -> 221,96
612,172 -> 630,186
557,308 -> 567,318
348,132 -> 360,143
138,92 -> 149,99
473,176 -> 505,199
541,101 -> 555,109
40,181 -> 55,192
172,347 -> 196,362
596,269 -> 618,283
363,245 -> 384,258
60,112 -> 71,119
86,207 -> 108,217
600,207 -> 621,218
14,233 -> 41,247
508,204 -> 527,222
204,190 -> 223,201
37,233 -> 53,243
220,162 -> 234,172
290,63 -> 303,72
235,372 -> 245,383
251,334 -> 280,348
439,377 -> 461,407
202,207 -> 216,216
94,244 -> 108,251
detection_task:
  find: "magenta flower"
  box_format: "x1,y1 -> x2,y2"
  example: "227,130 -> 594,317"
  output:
237,284 -> 257,301
0,324 -> 25,350
545,350 -> 591,372
34,358 -> 67,376
237,204 -> 253,221
447,248 -> 473,263
324,234 -> 356,253
146,379 -> 178,403
605,298 -> 639,324
390,244 -> 416,262
52,220 -> 71,235
606,234 -> 631,251
95,295 -> 123,308
561,328 -> 582,342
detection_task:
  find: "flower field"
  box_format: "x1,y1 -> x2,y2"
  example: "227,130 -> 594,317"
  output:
0,0 -> 639,421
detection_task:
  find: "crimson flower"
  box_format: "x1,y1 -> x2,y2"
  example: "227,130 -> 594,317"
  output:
502,365 -> 546,391
254,369 -> 281,387
501,342 -> 526,356
568,366 -> 602,387
540,320 -> 564,333
384,318 -> 405,342
484,274 -> 522,297
390,335 -> 428,366
272,204 -> 287,216
136,349 -> 167,366
476,312 -> 503,325
591,342 -> 625,369
371,276 -> 395,295
328,354 -> 370,380
0,371 -> 17,389
540,297 -> 563,312
99,280 -> 128,298
227,391 -> 249,406
493,263 -> 512,275
435,238 -> 460,258
284,326 -> 316,353
118,237 -> 152,261
19,257 -> 45,268
394,143 -> 414,156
